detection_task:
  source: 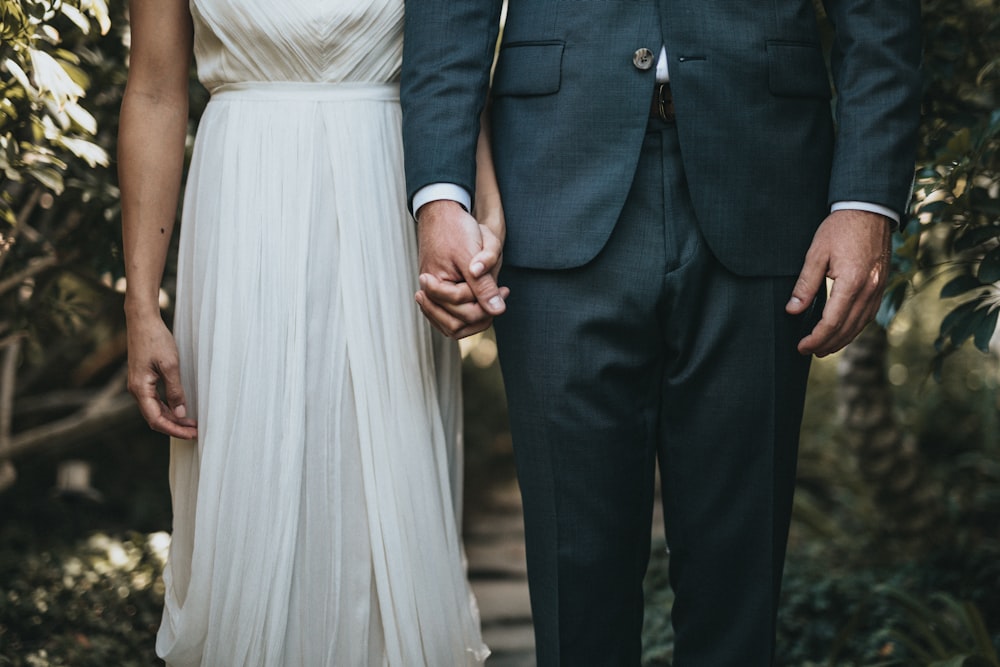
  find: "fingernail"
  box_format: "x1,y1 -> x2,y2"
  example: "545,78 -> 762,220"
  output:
470,262 -> 485,277
787,297 -> 802,308
174,405 -> 187,419
488,296 -> 504,310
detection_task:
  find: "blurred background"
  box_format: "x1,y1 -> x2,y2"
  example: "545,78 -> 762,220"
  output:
1,0 -> 998,665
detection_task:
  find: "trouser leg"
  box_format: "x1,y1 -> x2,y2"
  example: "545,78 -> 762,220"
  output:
494,126 -> 671,667
494,120 -> 819,666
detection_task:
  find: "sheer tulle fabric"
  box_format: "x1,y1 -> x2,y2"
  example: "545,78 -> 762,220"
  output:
156,2 -> 487,665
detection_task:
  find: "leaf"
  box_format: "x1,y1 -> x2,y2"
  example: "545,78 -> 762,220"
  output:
940,300 -> 981,337
955,225 -> 1000,252
973,307 -> 999,353
945,128 -> 973,157
949,305 -> 990,349
969,188 -> 1000,217
940,274 -> 983,298
881,587 -> 954,657
59,5 -> 92,34
878,280 -> 909,326
29,165 -> 64,194
920,199 -> 952,216
929,656 -> 974,667
978,247 -> 1000,283
56,135 -> 108,167
961,601 -> 1000,662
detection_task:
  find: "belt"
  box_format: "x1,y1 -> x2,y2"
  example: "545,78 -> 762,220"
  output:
650,83 -> 675,122
209,81 -> 399,102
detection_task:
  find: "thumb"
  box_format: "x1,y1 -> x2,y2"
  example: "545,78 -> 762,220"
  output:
467,269 -> 506,315
787,251 -> 827,315
469,227 -> 503,279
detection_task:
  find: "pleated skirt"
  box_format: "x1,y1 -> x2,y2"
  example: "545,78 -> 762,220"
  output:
156,82 -> 488,666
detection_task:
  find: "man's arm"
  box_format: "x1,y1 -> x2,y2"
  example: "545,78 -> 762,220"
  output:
788,0 -> 921,357
401,0 -> 506,338
401,0 -> 503,205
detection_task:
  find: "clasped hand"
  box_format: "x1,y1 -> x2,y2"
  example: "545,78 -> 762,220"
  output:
415,200 -> 509,339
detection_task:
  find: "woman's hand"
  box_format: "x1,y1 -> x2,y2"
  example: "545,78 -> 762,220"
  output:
469,204 -> 505,285
126,312 -> 197,439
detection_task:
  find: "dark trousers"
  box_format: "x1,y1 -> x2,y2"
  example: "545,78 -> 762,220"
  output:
493,118 -> 821,666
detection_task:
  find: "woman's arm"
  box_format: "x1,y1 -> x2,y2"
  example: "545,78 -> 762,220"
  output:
469,105 -> 505,281
119,0 -> 197,438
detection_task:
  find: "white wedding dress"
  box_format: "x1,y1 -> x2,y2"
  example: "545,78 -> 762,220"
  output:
155,1 -> 488,665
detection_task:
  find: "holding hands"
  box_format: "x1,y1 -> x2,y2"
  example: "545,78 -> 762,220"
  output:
415,199 -> 508,339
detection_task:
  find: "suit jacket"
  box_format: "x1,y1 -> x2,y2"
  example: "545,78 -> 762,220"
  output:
401,0 -> 921,276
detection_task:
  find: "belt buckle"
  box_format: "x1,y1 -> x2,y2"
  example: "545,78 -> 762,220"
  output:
656,83 -> 675,123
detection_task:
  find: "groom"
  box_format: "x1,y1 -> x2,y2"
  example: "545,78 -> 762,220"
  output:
401,1 -> 921,664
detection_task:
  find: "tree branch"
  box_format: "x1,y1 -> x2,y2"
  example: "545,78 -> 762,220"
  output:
0,337 -> 22,455
0,254 -> 61,297
4,393 -> 142,459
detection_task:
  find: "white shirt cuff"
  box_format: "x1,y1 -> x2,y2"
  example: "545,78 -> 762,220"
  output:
413,183 -> 472,219
831,201 -> 900,227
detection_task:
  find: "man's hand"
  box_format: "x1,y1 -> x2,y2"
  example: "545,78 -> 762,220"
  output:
786,209 -> 892,357
415,200 -> 509,339
125,313 -> 198,439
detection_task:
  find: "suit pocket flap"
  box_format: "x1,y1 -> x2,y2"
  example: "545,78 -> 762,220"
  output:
492,42 -> 564,97
766,41 -> 832,98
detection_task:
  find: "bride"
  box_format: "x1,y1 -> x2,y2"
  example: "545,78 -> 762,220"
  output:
118,0 -> 503,664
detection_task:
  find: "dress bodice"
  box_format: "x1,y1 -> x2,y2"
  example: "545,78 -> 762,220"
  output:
190,0 -> 403,91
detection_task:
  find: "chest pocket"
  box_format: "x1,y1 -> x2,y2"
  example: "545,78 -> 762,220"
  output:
766,41 -> 832,98
492,41 -> 565,97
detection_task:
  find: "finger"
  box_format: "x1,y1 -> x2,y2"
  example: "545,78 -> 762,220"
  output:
469,230 -> 503,279
417,289 -> 493,331
419,278 -> 508,322
461,267 -> 506,316
136,393 -> 198,439
152,404 -> 199,439
427,293 -> 498,323
158,358 -> 190,419
415,292 -> 450,337
445,288 -> 509,339
787,249 -> 828,315
823,291 -> 880,355
797,280 -> 851,355
416,291 -> 492,339
129,368 -> 197,437
800,277 -> 876,356
450,320 -> 495,340
419,273 -> 477,305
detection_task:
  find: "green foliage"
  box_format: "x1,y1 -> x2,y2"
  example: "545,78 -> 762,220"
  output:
874,588 -> 999,667
0,0 -> 111,226
640,543 -> 1000,666
0,532 -> 164,666
881,0 -> 1000,367
778,547 -> 999,666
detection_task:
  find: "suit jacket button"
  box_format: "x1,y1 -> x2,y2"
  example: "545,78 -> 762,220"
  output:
633,48 -> 655,71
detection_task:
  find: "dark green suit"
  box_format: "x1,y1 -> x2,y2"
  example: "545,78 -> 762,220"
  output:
402,1 -> 920,664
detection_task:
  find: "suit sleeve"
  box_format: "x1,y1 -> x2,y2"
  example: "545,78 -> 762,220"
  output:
823,0 -> 922,219
400,0 -> 504,212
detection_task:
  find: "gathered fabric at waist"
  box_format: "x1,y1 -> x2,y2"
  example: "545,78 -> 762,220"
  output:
209,81 -> 399,102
